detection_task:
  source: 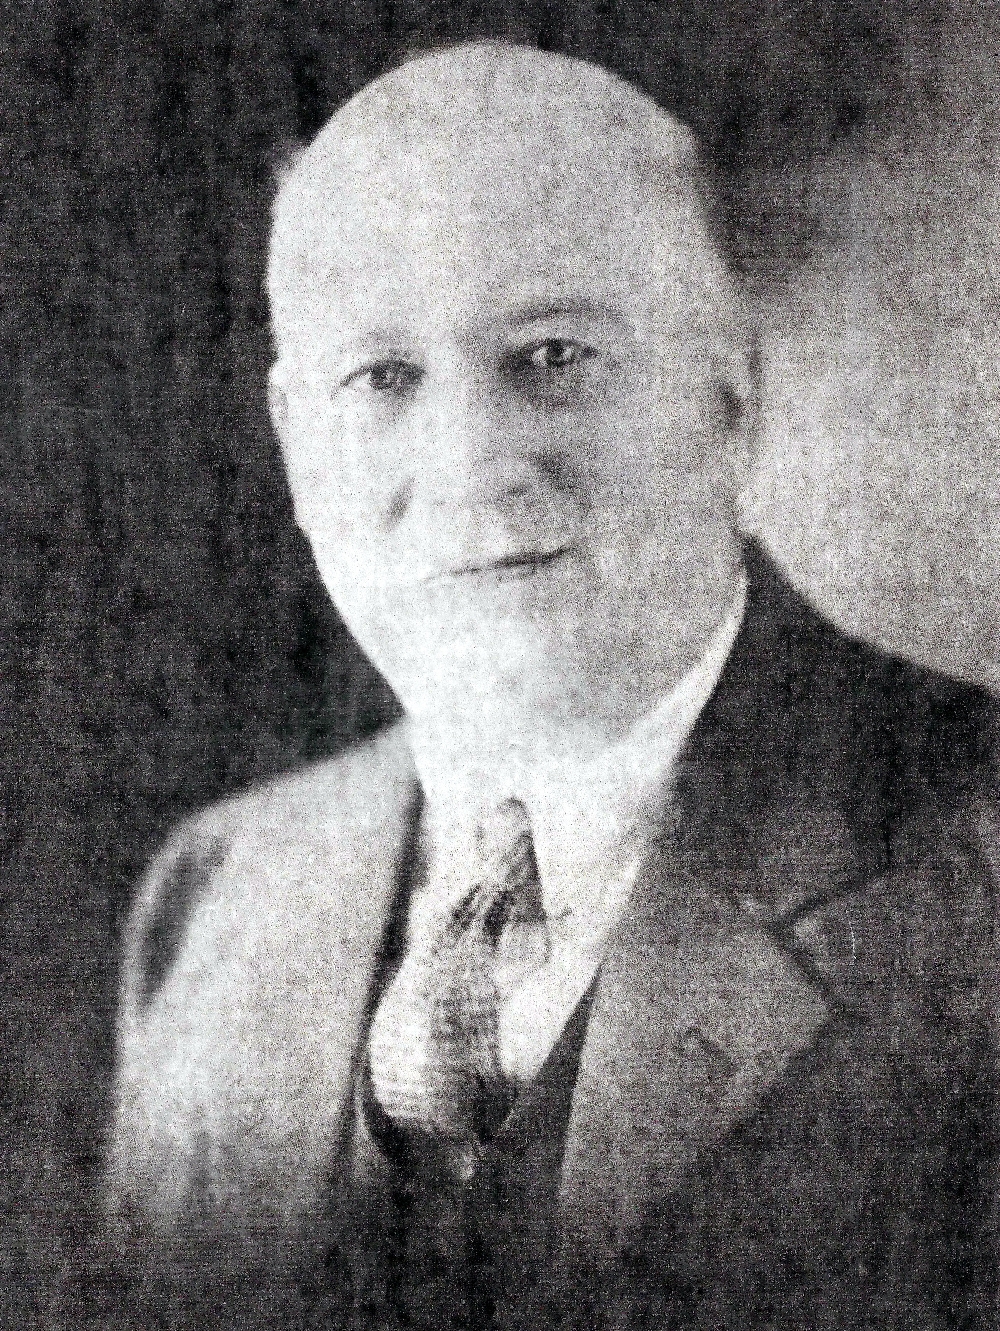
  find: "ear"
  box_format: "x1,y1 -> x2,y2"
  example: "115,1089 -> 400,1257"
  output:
713,342 -> 759,491
267,362 -> 292,444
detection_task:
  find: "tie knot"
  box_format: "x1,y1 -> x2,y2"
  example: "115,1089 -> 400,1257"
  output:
461,798 -> 543,940
474,796 -> 535,889
475,794 -> 531,850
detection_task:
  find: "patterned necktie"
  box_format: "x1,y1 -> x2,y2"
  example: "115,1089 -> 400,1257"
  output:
367,797 -> 550,1180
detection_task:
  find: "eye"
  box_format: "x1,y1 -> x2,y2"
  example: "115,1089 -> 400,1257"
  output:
343,359 -> 422,395
524,339 -> 596,371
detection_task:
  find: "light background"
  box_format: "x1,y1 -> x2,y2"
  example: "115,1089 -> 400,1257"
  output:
748,11 -> 999,686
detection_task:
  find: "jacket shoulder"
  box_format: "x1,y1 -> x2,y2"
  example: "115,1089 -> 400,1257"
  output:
125,722 -> 416,1012
770,547 -> 994,796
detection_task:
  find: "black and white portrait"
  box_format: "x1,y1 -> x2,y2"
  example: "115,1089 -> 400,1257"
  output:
2,4 -> 998,1328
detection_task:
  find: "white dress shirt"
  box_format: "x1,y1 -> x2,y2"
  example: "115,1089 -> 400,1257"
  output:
405,573 -> 747,1086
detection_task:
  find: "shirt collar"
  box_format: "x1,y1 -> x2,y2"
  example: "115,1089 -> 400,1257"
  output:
407,571 -> 747,918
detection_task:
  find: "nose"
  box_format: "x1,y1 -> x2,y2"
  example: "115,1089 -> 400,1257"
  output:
406,367 -> 536,513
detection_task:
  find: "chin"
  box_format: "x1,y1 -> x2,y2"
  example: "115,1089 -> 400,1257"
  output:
367,607 -> 633,725
389,654 -> 557,728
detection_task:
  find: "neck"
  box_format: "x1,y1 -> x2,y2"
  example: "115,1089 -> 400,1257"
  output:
406,713 -> 619,804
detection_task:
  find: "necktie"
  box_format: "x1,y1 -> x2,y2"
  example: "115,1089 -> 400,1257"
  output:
366,798 -> 550,1180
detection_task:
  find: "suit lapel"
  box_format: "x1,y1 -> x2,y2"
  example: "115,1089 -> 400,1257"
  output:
560,553 -> 875,1254
224,726 -> 422,1222
560,793 -> 841,1250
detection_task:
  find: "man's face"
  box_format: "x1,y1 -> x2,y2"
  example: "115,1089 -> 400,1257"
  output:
271,62 -> 752,747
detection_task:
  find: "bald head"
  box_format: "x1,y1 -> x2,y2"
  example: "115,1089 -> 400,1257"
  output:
268,42 -> 742,368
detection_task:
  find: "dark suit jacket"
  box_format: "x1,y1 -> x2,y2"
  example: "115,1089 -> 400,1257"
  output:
105,551 -> 999,1329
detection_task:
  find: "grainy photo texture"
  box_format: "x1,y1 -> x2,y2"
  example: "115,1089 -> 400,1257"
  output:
2,3 -> 998,1328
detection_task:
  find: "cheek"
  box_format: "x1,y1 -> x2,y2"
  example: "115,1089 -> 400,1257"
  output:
307,536 -> 412,681
629,379 -> 739,512
280,396 -> 402,543
583,416 -> 736,574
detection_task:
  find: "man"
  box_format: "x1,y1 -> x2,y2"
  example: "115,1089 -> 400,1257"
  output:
107,42 -> 998,1329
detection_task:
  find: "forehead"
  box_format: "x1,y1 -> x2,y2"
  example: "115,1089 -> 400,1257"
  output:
270,48 -> 723,349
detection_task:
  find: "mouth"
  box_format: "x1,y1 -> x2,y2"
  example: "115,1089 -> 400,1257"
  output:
435,545 -> 573,582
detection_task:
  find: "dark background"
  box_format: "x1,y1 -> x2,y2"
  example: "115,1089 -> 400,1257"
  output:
0,1 -> 988,1323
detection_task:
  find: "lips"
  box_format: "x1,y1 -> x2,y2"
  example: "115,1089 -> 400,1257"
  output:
461,545 -> 571,575
429,544 -> 573,582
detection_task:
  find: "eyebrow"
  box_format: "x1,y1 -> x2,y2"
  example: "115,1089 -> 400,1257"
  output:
328,326 -> 411,356
502,298 -> 626,325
